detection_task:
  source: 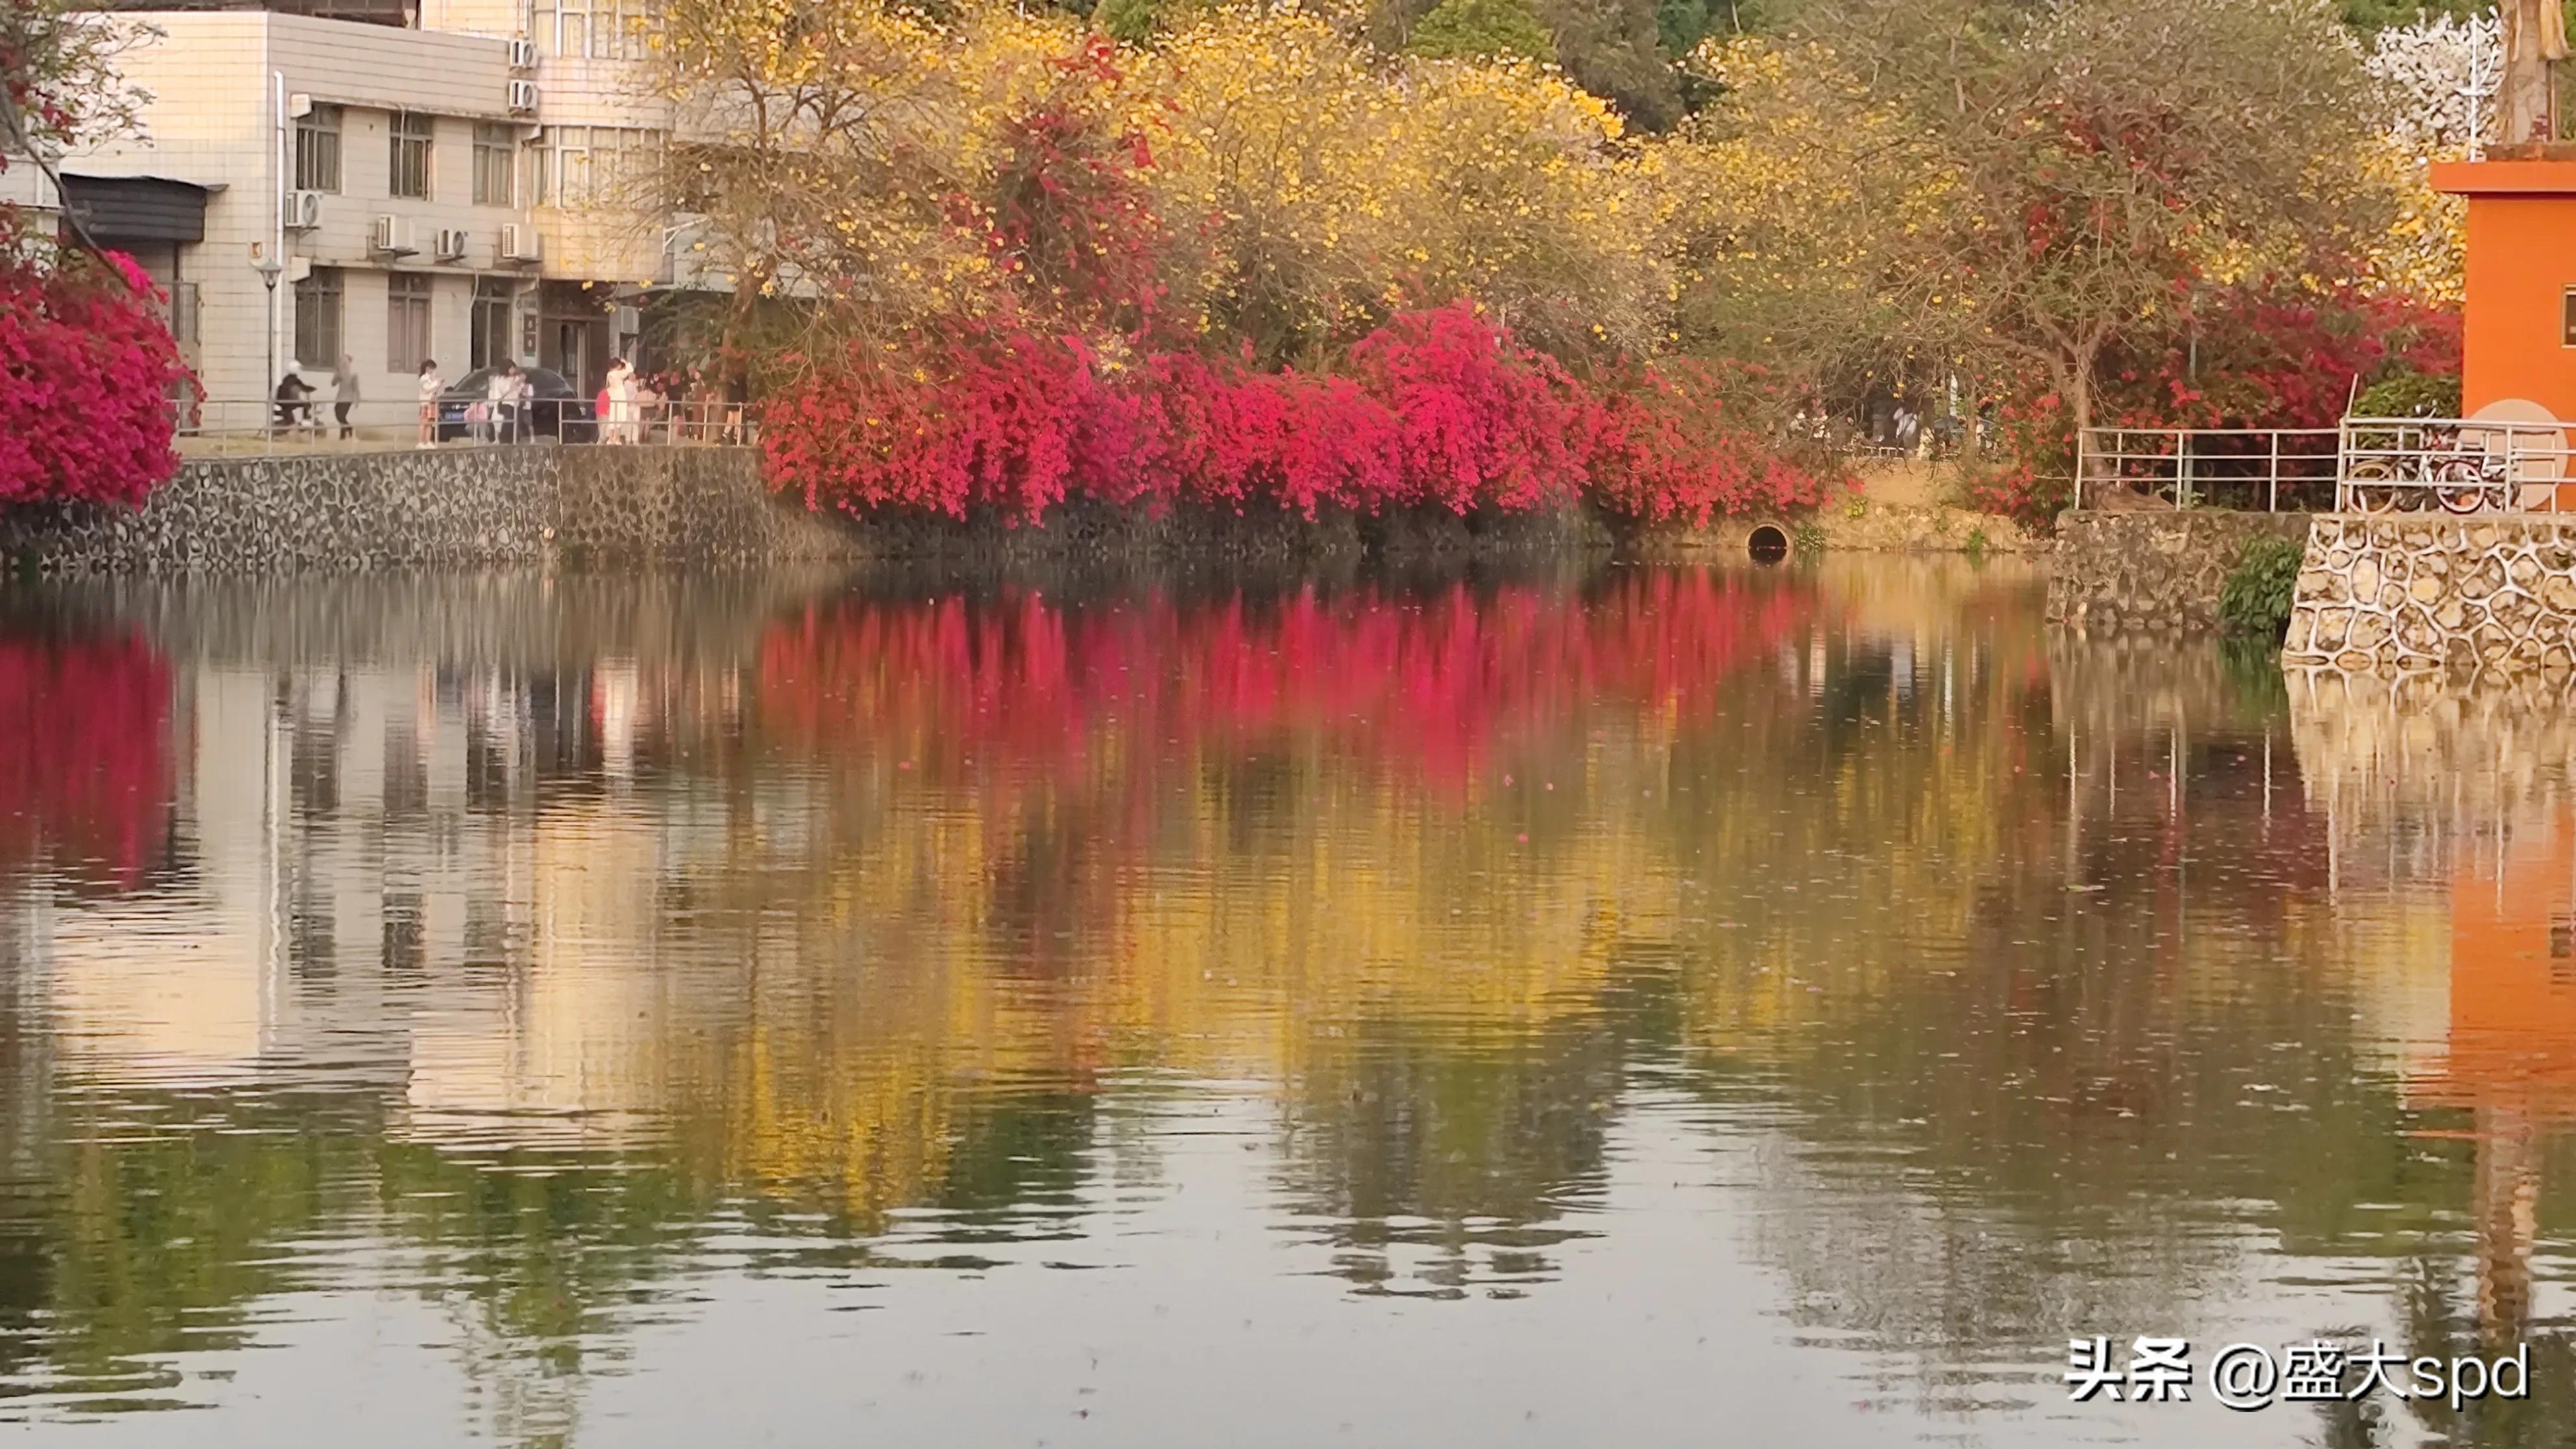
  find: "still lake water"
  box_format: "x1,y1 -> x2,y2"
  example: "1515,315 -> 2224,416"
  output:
0,558 -> 2572,1446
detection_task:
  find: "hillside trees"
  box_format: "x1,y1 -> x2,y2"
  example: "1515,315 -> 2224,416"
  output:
1682,0 -> 2407,488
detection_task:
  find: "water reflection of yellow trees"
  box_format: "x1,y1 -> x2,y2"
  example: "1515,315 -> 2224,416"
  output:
1680,630 -> 2475,1388
14,563 -> 2539,1437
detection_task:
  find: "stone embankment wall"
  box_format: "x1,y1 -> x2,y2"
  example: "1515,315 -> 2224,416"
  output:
2282,516 -> 2576,675
1,448 -> 1629,575
0,447 -> 859,574
2046,509 -> 2312,630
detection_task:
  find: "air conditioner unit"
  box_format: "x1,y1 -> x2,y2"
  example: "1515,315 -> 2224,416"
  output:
371,214 -> 416,254
499,224 -> 541,264
433,227 -> 469,261
284,189 -> 324,231
613,304 -> 641,334
507,80 -> 539,115
507,38 -> 538,70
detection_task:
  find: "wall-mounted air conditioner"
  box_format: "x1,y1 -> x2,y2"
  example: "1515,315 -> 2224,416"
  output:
499,224 -> 541,264
613,304 -> 641,334
285,189 -> 324,231
371,214 -> 415,254
507,38 -> 538,70
507,80 -> 539,115
433,227 -> 469,261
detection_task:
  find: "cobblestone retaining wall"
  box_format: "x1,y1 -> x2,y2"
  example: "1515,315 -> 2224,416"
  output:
2046,509 -> 2313,630
2281,515 -> 2576,675
0,447 -> 861,575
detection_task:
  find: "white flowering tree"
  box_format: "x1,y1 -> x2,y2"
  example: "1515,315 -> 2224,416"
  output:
2369,9 -> 2501,158
2362,9 -> 2500,303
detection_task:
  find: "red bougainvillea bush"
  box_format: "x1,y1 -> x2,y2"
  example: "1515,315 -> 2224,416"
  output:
763,305 -> 1839,526
0,216 -> 197,510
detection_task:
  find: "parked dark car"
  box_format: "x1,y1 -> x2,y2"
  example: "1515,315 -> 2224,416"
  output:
435,366 -> 598,443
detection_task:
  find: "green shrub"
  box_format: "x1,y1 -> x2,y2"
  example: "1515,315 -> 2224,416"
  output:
2218,536 -> 2307,638
2350,369 -> 2461,419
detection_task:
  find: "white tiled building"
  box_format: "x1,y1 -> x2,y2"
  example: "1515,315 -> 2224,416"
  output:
62,3 -> 685,417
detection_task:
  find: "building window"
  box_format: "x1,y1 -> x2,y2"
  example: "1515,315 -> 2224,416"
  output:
532,0 -> 655,58
473,123 -> 515,207
292,267 -> 343,371
527,125 -> 661,209
390,110 -> 434,200
2564,286 -> 2576,349
523,137 -> 549,211
294,104 -> 342,193
388,273 -> 434,372
168,281 -> 201,347
471,278 -> 515,369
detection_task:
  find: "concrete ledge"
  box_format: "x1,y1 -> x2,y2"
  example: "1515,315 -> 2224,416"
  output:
2283,515 -> 2576,676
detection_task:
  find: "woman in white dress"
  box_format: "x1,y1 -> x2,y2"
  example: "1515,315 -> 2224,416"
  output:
605,358 -> 637,445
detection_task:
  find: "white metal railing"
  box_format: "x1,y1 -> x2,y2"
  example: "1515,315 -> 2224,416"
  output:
2333,416 -> 2573,515
172,396 -> 760,456
2075,427 -> 2342,512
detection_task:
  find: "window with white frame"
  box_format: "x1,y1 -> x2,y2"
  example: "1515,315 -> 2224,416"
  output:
471,278 -> 515,370
293,105 -> 342,193
390,110 -> 434,200
526,126 -> 663,209
473,123 -> 516,207
530,0 -> 657,59
388,273 -> 434,372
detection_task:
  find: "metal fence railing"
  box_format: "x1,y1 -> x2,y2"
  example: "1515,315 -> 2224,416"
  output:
2075,427 -> 2342,512
175,397 -> 760,457
2334,416 -> 2573,515
2076,419 -> 2576,515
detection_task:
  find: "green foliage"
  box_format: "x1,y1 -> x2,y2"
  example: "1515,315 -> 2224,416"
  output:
1655,0 -> 1720,56
1535,0 -> 1685,128
2350,368 -> 2461,419
2218,536 -> 2308,639
1408,0 -> 1557,61
1095,0 -> 1161,42
1792,518 -> 1826,553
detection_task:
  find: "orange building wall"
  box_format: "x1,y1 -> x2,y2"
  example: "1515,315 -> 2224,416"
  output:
2430,160 -> 2576,425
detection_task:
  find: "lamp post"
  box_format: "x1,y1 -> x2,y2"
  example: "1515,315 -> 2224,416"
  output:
252,252 -> 284,421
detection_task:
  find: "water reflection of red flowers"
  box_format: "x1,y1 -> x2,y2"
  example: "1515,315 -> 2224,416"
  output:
754,571 -> 1822,795
0,631 -> 173,886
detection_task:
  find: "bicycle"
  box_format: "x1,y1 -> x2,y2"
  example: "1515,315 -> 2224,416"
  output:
2345,426 -> 2498,515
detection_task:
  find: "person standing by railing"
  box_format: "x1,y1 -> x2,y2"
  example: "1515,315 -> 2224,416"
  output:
416,359 -> 443,448
604,357 -> 636,445
331,356 -> 361,441
496,362 -> 532,443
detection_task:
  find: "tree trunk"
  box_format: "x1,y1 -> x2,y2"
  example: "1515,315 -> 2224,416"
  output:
2500,0 -> 2568,147
2067,356 -> 2094,510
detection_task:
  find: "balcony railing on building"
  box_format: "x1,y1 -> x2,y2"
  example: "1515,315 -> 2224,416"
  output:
2075,418 -> 2576,515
